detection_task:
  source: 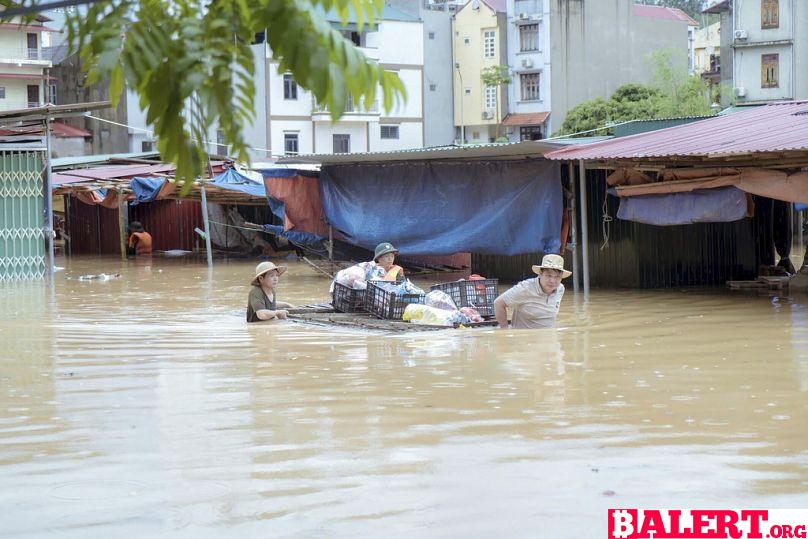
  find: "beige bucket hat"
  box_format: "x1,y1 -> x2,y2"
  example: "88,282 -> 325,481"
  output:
532,254 -> 572,279
251,261 -> 287,285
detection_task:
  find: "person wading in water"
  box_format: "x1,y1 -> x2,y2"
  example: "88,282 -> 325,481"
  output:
493,254 -> 571,329
246,262 -> 296,323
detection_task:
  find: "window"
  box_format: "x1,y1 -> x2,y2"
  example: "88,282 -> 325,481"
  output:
483,30 -> 495,58
333,134 -> 350,154
284,132 -> 299,155
216,129 -> 227,155
283,74 -> 297,100
341,30 -> 363,46
428,32 -> 436,40
252,30 -> 266,44
520,72 -> 540,101
380,125 -> 399,139
429,83 -> 437,91
464,87 -> 472,96
520,24 -> 539,52
48,83 -> 57,104
141,141 -> 154,152
761,53 -> 779,88
520,126 -> 542,141
761,0 -> 779,29
0,87 -> 5,99
484,85 -> 496,109
463,36 -> 470,45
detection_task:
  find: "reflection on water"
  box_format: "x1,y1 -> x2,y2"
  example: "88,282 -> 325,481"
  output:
1,256 -> 807,537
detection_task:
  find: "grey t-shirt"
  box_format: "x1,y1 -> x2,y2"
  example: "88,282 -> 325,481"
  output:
498,278 -> 564,329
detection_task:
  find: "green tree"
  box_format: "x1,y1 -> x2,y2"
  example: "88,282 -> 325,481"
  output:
2,0 -> 405,189
480,65 -> 511,140
557,48 -> 713,136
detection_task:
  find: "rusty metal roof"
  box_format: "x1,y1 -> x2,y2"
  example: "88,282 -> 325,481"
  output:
545,101 -> 808,161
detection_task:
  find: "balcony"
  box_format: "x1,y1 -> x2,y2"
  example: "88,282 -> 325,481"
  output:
312,96 -> 380,120
423,0 -> 468,12
0,48 -> 52,66
0,101 -> 45,111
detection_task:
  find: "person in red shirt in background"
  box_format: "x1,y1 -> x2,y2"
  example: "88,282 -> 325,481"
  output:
126,221 -> 153,257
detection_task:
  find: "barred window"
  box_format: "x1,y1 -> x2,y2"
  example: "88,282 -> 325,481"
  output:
483,30 -> 495,58
520,24 -> 538,52
520,72 -> 540,101
380,125 -> 399,139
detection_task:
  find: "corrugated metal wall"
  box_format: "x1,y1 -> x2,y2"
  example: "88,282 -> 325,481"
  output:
473,169 -> 765,288
66,197 -> 203,255
129,200 -> 202,252
581,170 -> 763,288
66,196 -> 121,255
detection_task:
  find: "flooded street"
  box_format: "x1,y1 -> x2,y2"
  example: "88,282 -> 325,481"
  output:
1,256 -> 807,538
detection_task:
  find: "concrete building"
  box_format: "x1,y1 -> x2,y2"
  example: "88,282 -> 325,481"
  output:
0,14 -> 54,111
452,0 -> 509,144
705,0 -> 808,106
502,0 -> 697,140
263,6 -> 425,158
694,20 -> 722,74
387,0 -> 456,147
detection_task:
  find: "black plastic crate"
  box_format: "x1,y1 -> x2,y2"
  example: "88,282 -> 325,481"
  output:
332,282 -> 366,313
429,279 -> 499,317
365,280 -> 425,320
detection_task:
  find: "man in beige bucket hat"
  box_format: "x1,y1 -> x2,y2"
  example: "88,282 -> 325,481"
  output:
246,261 -> 295,323
493,253 -> 571,329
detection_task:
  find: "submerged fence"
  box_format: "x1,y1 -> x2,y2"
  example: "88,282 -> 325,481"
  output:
0,150 -> 46,281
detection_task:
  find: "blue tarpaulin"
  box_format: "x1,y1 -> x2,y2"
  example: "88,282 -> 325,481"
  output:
260,224 -> 325,247
616,187 -> 748,226
256,168 -> 319,179
210,168 -> 266,197
129,177 -> 167,205
319,161 -> 562,256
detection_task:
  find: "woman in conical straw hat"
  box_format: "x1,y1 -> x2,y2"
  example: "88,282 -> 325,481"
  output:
493,254 -> 571,329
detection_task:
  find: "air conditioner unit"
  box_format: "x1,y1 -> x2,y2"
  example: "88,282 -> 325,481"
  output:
521,58 -> 534,68
519,12 -> 529,20
482,110 -> 494,120
734,29 -> 748,40
734,86 -> 747,98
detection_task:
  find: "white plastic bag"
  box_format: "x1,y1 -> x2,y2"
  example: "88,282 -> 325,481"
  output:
425,290 -> 457,311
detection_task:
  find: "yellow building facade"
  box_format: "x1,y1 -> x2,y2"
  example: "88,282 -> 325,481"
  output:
452,0 -> 508,144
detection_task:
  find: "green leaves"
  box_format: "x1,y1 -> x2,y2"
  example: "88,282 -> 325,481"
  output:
25,0 -> 405,191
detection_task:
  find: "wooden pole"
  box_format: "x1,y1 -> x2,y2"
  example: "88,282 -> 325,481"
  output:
328,225 -> 333,262
568,162 -> 579,292
578,159 -> 590,296
117,188 -> 127,260
200,182 -> 213,267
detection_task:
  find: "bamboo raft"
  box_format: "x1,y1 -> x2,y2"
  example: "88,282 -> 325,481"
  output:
287,304 -> 499,332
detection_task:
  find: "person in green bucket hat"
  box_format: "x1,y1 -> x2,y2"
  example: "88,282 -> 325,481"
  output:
373,242 -> 405,281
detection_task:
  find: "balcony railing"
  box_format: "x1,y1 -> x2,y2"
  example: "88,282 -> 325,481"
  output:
313,96 -> 379,114
0,48 -> 48,62
0,101 -> 45,111
423,0 -> 467,12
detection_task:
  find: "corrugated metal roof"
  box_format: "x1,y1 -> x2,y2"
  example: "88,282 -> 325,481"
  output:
633,4 -> 699,26
545,101 -> 808,161
502,112 -> 550,126
0,102 -> 111,123
276,140 -> 564,165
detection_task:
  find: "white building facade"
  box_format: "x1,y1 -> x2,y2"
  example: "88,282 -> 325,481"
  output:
0,15 -> 53,111
265,7 -> 425,158
504,0 -> 550,141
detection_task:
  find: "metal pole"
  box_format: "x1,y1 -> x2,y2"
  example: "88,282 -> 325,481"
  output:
200,182 -> 213,267
43,114 -> 55,276
568,162 -> 579,292
117,188 -> 126,261
455,63 -> 464,145
798,209 -> 804,264
578,159 -> 590,296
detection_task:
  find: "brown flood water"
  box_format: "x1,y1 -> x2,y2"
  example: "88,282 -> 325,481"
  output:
1,255 -> 807,538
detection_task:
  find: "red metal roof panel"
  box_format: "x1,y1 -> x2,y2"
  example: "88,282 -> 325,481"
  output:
502,112 -> 549,126
545,101 -> 808,161
633,4 -> 699,26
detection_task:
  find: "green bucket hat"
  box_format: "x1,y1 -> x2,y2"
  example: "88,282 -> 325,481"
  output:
373,242 -> 398,261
